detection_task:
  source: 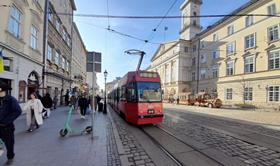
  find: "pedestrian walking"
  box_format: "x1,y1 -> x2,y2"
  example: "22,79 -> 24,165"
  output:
78,95 -> 89,119
0,81 -> 22,165
96,95 -> 103,112
24,93 -> 44,132
64,89 -> 70,106
35,90 -> 42,101
53,95 -> 58,110
70,95 -> 76,107
42,93 -> 53,119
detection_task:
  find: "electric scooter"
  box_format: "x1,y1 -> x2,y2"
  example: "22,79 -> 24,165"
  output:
59,105 -> 93,137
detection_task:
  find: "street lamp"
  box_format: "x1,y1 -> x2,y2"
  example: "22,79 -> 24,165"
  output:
103,70 -> 108,113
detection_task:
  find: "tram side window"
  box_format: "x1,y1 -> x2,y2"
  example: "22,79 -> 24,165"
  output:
120,86 -> 126,101
127,83 -> 137,102
116,88 -> 120,102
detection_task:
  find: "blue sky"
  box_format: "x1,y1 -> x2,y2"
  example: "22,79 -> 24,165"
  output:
74,0 -> 249,89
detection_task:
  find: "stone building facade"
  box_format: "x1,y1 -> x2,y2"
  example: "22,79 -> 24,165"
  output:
149,0 -> 279,108
71,22 -> 87,91
0,0 -> 45,103
45,0 -> 76,105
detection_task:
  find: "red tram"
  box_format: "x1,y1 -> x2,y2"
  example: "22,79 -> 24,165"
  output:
108,71 -> 164,125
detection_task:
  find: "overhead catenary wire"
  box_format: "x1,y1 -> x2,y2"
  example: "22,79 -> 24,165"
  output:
57,13 -> 280,19
147,0 -> 179,40
77,21 -> 161,45
141,0 -> 179,50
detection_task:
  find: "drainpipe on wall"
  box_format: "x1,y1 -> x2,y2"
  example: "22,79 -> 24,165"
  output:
42,0 -> 49,95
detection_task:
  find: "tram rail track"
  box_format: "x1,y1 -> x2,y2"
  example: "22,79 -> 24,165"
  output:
140,125 -> 225,166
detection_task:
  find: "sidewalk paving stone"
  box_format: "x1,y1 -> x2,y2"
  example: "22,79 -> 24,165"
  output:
0,107 -> 120,166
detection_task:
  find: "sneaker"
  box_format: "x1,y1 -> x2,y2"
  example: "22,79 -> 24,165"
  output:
81,116 -> 86,119
27,128 -> 33,132
5,159 -> 13,165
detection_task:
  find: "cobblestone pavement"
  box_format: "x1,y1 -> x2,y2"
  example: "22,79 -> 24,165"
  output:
107,114 -> 122,166
164,104 -> 280,130
165,106 -> 280,138
162,111 -> 280,166
109,109 -> 156,166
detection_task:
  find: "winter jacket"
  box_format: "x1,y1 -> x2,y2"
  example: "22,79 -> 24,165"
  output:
0,95 -> 22,125
78,97 -> 89,108
42,96 -> 53,108
24,99 -> 44,126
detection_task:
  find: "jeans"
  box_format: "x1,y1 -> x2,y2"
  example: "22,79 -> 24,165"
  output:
0,124 -> 15,159
80,107 -> 86,116
30,109 -> 39,129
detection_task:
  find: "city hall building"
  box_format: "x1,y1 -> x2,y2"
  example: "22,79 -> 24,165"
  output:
149,0 -> 279,109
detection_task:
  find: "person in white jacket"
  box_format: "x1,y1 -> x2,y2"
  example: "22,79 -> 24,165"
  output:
24,93 -> 43,132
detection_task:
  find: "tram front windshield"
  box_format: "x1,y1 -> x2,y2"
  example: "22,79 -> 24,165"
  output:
137,82 -> 162,102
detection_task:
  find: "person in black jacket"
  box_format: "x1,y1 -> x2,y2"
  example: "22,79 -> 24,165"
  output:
0,81 -> 22,165
78,95 -> 89,119
42,93 -> 53,118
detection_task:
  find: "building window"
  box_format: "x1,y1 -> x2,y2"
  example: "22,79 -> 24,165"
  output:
171,62 -> 176,82
165,65 -> 169,83
244,56 -> 255,73
67,34 -> 71,46
212,50 -> 220,59
54,51 -> 59,65
226,61 -> 234,76
184,46 -> 188,53
213,33 -> 218,41
269,50 -> 280,70
193,45 -> 196,52
192,72 -> 196,81
48,8 -> 53,22
268,86 -> 279,102
245,33 -> 256,49
227,25 -> 234,36
244,87 -> 253,101
201,41 -> 205,48
59,55 -> 63,67
226,42 -> 235,56
8,5 -> 22,38
62,28 -> 66,41
200,69 -> 206,80
245,15 -> 253,27
192,57 -> 196,65
56,19 -> 61,32
226,88 -> 233,100
268,25 -> 279,42
212,66 -> 218,78
193,20 -> 197,26
61,57 -> 65,69
200,54 -> 207,63
66,61 -> 69,72
30,25 -> 39,50
47,44 -> 53,60
267,4 -> 276,15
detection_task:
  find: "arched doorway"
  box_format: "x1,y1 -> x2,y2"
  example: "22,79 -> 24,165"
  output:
18,81 -> 27,103
27,71 -> 40,98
